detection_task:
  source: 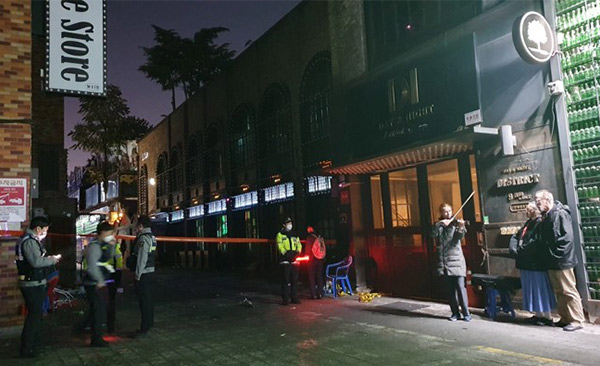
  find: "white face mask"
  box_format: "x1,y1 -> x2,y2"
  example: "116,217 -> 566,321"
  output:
36,232 -> 47,241
103,235 -> 116,243
285,224 -> 292,231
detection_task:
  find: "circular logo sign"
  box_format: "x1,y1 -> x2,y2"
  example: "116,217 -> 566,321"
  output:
512,11 -> 555,64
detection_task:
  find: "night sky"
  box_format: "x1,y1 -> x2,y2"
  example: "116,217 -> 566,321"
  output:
65,0 -> 301,174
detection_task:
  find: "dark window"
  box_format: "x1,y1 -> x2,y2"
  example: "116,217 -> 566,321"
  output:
205,126 -> 223,180
139,165 -> 148,215
300,52 -> 332,169
258,84 -> 292,160
364,0 -> 479,66
230,105 -> 256,170
157,154 -> 168,197
186,138 -> 202,186
169,147 -> 183,193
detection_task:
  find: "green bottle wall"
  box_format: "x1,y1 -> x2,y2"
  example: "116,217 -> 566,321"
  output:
556,0 -> 600,300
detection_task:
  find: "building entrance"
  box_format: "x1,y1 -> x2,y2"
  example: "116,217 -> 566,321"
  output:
366,154 -> 483,301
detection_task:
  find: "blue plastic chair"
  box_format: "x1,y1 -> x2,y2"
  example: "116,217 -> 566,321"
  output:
325,256 -> 353,298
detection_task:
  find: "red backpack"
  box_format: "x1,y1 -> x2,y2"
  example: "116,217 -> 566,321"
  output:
311,235 -> 326,259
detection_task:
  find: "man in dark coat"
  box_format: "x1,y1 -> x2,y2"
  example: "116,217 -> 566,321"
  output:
535,190 -> 585,331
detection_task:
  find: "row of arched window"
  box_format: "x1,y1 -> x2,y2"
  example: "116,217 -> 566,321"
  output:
143,51 -> 333,210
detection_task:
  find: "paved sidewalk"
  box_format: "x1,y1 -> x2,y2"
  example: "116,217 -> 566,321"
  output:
0,269 -> 598,365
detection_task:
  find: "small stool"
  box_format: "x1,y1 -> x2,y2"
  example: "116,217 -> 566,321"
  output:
472,274 -> 521,321
484,288 -> 515,319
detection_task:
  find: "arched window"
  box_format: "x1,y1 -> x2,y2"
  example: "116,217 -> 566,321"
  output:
258,84 -> 292,160
169,146 -> 183,193
139,165 -> 148,215
205,125 -> 223,180
230,105 -> 256,170
156,153 -> 168,197
186,137 -> 202,185
300,51 -> 332,168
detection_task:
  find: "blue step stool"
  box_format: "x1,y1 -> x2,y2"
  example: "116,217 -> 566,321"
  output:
472,274 -> 521,320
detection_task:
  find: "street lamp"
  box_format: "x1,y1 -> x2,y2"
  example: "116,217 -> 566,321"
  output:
148,178 -> 156,186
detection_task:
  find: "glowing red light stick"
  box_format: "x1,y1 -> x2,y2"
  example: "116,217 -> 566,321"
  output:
293,255 -> 310,263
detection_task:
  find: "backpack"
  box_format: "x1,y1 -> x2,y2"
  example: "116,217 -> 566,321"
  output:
311,235 -> 326,259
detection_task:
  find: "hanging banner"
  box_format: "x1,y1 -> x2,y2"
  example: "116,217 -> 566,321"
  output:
0,179 -> 27,223
46,0 -> 106,96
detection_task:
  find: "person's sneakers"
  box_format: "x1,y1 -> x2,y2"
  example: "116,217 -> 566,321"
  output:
281,300 -> 289,306
526,316 -> 541,324
447,314 -> 460,322
554,320 -> 569,327
463,314 -> 472,322
291,299 -> 301,305
90,338 -> 109,347
563,323 -> 583,332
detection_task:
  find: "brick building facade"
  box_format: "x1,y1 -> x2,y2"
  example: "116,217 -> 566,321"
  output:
0,0 -> 33,327
137,0 -> 340,263
0,1 -> 72,327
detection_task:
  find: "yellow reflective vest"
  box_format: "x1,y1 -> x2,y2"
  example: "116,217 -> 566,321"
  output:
276,231 -> 301,255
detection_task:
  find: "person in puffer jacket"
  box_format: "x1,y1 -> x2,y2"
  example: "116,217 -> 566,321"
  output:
431,203 -> 471,322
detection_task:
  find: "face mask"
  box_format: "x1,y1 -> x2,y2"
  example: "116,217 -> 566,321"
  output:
285,224 -> 292,231
36,232 -> 47,241
103,235 -> 116,243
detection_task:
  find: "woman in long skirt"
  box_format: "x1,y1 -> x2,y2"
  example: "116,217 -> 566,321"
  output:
509,202 -> 556,326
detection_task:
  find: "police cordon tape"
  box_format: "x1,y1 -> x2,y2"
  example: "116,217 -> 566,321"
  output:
0,230 -> 336,245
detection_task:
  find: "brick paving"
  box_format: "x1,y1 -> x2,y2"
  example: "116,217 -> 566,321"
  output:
1,268 -> 598,365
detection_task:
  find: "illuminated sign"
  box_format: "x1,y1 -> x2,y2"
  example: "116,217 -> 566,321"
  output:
233,191 -> 258,209
188,205 -> 204,219
263,183 -> 294,203
46,0 -> 106,96
513,11 -> 555,64
307,176 -> 332,194
207,199 -> 227,215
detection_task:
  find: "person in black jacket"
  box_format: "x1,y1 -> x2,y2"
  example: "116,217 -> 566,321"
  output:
535,190 -> 585,331
509,202 -> 556,326
15,216 -> 61,358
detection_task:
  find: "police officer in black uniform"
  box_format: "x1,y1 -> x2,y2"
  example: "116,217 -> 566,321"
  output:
83,221 -> 117,347
15,216 -> 61,358
129,215 -> 157,335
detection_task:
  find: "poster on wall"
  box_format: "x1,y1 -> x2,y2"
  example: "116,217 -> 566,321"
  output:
0,179 -> 27,222
46,0 -> 106,96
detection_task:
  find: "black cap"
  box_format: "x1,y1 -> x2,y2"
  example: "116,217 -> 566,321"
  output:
282,217 -> 292,225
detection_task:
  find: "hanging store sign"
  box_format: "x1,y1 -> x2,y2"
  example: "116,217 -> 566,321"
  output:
513,11 -> 555,64
46,0 -> 107,96
0,179 -> 27,222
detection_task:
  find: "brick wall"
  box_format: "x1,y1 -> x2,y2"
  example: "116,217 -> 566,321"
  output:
0,1 -> 32,327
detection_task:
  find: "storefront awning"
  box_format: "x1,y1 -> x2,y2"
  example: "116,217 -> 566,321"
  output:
327,130 -> 485,175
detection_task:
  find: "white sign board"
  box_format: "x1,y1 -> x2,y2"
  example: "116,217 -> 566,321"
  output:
46,0 -> 106,96
0,178 -> 27,222
464,109 -> 482,126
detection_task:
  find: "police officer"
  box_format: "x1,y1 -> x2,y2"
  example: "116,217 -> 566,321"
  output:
130,215 -> 157,335
15,216 -> 61,358
106,239 -> 123,333
83,221 -> 117,347
276,217 -> 302,305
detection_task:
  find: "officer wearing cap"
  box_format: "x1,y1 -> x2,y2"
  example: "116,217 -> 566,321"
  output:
15,216 -> 61,358
82,221 -> 117,347
276,217 -> 302,305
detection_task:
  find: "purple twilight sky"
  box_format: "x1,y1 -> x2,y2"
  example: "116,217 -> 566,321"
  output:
65,0 -> 302,174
